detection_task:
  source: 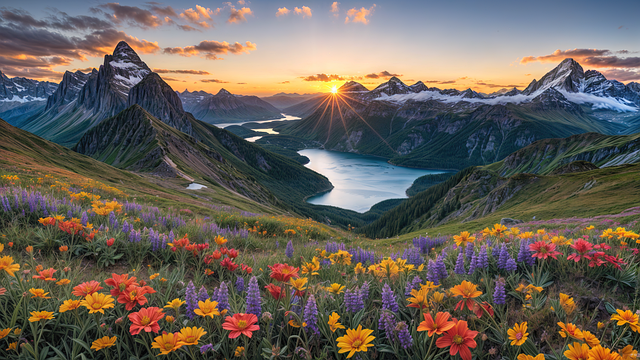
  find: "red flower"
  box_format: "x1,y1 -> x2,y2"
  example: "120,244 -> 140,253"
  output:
118,285 -> 155,310
529,241 -> 562,260
72,280 -> 103,297
222,313 -> 259,339
604,255 -> 626,270
265,284 -> 285,300
129,307 -> 165,335
268,263 -> 299,283
227,249 -> 239,259
105,273 -> 139,297
241,264 -> 253,274
567,239 -> 593,262
211,250 -> 222,260
594,243 -> 611,250
33,268 -> 57,281
473,302 -> 494,319
220,257 -> 238,271
436,320 -> 478,360
106,238 -> 115,247
585,251 -> 606,267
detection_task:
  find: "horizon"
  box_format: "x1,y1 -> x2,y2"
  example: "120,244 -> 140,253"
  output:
1,0 -> 639,96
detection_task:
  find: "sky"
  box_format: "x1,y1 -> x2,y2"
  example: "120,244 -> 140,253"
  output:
1,0 -> 639,96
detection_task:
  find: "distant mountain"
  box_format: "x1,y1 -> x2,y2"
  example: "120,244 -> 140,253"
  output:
45,70 -> 95,114
178,88 -> 283,124
0,71 -> 58,125
19,41 -> 151,147
260,92 -> 324,110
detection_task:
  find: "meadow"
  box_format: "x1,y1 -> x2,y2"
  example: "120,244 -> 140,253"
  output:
1,172 -> 640,360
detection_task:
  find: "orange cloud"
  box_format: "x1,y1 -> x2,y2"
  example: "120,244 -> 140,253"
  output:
331,2 -> 340,16
294,6 -> 312,18
163,40 -> 256,60
276,7 -> 290,17
180,5 -> 214,28
520,48 -> 640,70
228,6 -> 253,23
345,4 -> 376,24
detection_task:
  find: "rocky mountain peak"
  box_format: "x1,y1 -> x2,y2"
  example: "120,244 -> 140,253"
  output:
216,88 -> 233,96
44,69 -> 92,112
522,58 -> 585,95
409,81 -> 428,93
339,81 -> 369,92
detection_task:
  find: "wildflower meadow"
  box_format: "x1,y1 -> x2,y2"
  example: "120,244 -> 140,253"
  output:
1,172 -> 640,360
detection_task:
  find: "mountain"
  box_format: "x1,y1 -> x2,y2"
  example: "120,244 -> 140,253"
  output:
340,81 -> 370,93
260,92 -> 324,110
178,88 -> 283,124
44,70 -> 95,114
0,71 -> 58,125
18,41 -> 152,147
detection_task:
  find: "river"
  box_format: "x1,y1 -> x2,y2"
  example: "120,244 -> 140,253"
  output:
299,149 -> 448,213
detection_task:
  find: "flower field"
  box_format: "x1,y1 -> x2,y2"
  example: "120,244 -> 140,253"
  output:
2,172 -> 640,360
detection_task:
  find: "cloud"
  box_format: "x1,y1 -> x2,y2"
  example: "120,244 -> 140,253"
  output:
74,67 -> 96,73
294,6 -> 312,18
153,68 -> 211,75
164,40 -> 256,60
302,74 -> 344,82
0,66 -> 64,80
279,80 -> 290,84
162,77 -> 186,82
162,17 -> 200,32
95,3 -> 163,28
275,7 -> 290,17
237,82 -> 246,84
520,49 -> 610,64
227,6 -> 253,23
0,8 -> 113,31
424,80 -> 456,84
331,2 -> 339,16
475,82 -> 522,88
345,4 -> 375,24
201,79 -> 229,83
365,70 -> 401,79
180,5 -> 214,28
147,5 -> 178,18
600,69 -> 640,82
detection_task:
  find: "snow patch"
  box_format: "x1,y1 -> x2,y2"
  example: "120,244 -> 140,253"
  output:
186,183 -> 207,190
109,61 -> 141,69
0,95 -> 47,103
114,74 -> 145,89
559,91 -> 637,112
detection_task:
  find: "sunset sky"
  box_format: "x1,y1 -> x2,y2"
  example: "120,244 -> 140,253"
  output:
1,0 -> 639,96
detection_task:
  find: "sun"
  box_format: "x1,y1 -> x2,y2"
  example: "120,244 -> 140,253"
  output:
330,85 -> 338,94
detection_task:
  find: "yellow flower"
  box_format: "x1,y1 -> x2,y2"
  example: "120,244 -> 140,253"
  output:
564,342 -> 589,360
597,322 -> 605,329
288,319 -> 306,328
431,291 -> 445,303
507,322 -> 529,346
328,312 -> 345,333
611,309 -> 640,332
91,336 -> 116,351
214,235 -> 228,246
619,345 -> 638,360
559,293 -> 576,315
453,231 -> 476,247
164,298 -> 186,311
582,330 -> 600,347
29,288 -> 50,299
151,332 -> 182,355
6,342 -> 17,351
0,255 -> 20,277
301,257 -> 320,276
326,283 -> 345,294
558,322 -> 583,340
56,279 -> 71,285
194,299 -> 220,318
329,250 -> 352,265
59,299 -> 81,312
149,273 -> 159,280
289,277 -> 308,292
235,346 -> 245,357
354,262 -> 365,275
525,284 -> 543,293
80,292 -> 115,314
587,345 -> 621,360
166,315 -> 175,323
517,355 -> 545,360
29,311 -> 55,322
0,328 -> 11,339
407,287 -> 430,310
176,326 -> 206,346
336,325 -> 375,359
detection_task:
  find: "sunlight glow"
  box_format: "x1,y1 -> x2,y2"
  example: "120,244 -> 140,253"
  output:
330,85 -> 338,94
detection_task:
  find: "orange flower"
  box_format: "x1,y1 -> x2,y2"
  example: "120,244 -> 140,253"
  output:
0,255 -> 20,277
80,292 -> 115,314
59,246 -> 68,252
104,273 -> 139,297
587,345 -> 621,360
194,299 -> 220,318
453,231 -> 476,247
435,320 -> 478,360
29,288 -> 50,299
417,312 -> 455,337
29,311 -> 54,322
611,309 -> 640,332
59,299 -> 81,312
32,268 -> 57,281
151,332 -> 183,355
214,235 -> 227,246
558,322 -> 583,340
176,326 -> 206,346
222,313 -> 259,339
117,285 -> 155,311
72,280 -> 103,297
56,279 -> 71,285
450,281 -> 482,311
129,307 -> 165,335
564,342 -> 589,360
265,284 -> 285,300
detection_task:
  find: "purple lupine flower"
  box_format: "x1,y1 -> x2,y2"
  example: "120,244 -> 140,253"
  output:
200,344 -> 214,354
498,244 -> 509,269
286,240 -> 294,258
168,230 -> 175,244
465,243 -> 474,259
493,278 -> 506,305
406,275 -> 422,296
492,243 -> 501,258
197,286 -> 209,302
468,253 -> 478,275
67,210 -> 73,219
526,239 -> 536,266
235,276 -> 245,292
344,288 -> 364,313
185,281 -> 197,319
378,311 -> 395,340
454,250 -> 465,275
122,220 -> 130,234
303,294 -> 320,336
109,212 -> 117,227
396,322 -> 413,349
290,296 -> 302,315
275,240 -> 279,249
81,211 -> 88,226
381,283 -> 399,312
214,282 -> 230,312
426,260 -> 439,285
505,257 -> 518,272
478,245 -> 489,269
435,256 -> 448,280
517,239 -> 529,263
359,282 -> 370,303
246,276 -> 262,317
